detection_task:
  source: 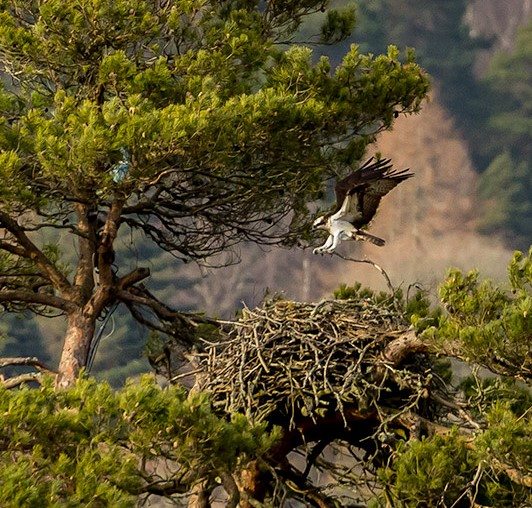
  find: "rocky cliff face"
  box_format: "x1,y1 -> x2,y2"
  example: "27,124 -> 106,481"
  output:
466,0 -> 531,73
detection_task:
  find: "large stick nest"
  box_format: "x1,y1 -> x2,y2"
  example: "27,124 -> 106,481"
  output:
194,297 -> 433,428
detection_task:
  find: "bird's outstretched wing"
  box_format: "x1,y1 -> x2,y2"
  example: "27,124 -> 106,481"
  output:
331,158 -> 413,225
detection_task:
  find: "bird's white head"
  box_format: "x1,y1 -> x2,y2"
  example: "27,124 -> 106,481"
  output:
312,215 -> 328,230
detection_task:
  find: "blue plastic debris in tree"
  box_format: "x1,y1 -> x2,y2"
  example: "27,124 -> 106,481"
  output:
110,147 -> 130,183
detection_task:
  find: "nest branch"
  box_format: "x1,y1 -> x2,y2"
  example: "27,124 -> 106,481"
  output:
194,297 -> 436,432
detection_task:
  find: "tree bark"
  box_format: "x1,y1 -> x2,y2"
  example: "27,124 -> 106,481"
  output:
55,310 -> 96,388
187,479 -> 211,508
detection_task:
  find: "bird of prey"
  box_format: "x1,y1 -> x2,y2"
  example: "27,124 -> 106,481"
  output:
312,157 -> 412,254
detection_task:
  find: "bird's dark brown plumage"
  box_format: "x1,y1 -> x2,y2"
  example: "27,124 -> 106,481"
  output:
331,157 -> 413,227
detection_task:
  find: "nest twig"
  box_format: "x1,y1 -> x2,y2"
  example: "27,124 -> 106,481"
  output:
195,296 -> 431,428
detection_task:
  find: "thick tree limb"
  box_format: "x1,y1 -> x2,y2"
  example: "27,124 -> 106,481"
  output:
302,438 -> 332,480
220,472 -> 240,508
72,202 -> 96,301
0,240 -> 26,257
117,289 -> 180,321
0,289 -> 76,312
0,211 -> 72,294
97,200 -> 124,287
0,357 -> 56,389
1,372 -> 44,389
118,286 -> 218,327
380,329 -> 430,365
117,267 -> 150,290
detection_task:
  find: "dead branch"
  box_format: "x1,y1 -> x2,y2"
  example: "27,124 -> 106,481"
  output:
0,289 -> 75,312
1,372 -> 44,389
0,356 -> 56,373
332,252 -> 395,294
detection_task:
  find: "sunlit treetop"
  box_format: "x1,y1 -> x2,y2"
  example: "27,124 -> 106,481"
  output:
0,0 -> 429,259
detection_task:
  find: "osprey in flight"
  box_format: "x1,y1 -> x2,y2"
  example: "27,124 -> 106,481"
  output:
312,158 -> 412,254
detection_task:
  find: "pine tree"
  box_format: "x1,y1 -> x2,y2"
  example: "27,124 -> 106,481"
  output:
0,0 -> 429,387
0,375 -> 278,505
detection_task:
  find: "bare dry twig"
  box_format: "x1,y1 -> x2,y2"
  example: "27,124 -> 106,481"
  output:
331,251 -> 396,295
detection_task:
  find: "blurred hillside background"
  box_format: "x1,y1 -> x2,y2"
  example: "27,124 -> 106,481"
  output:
1,0 -> 530,384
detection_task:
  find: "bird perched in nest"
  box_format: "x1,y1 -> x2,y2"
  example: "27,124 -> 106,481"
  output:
312,157 -> 412,254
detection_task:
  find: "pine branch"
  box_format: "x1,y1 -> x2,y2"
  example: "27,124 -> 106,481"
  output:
0,211 -> 72,294
0,289 -> 75,312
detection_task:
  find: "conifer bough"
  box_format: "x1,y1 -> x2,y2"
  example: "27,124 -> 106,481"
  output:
0,0 -> 429,386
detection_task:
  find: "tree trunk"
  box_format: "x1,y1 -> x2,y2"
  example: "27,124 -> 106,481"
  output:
56,310 -> 95,388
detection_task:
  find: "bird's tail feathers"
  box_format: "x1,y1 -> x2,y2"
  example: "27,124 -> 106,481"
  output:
354,230 -> 385,246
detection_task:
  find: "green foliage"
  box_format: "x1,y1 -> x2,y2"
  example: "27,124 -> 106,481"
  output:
473,403 -> 532,504
380,431 -> 474,507
376,250 -> 532,506
460,375 -> 532,418
404,288 -> 442,333
334,282 -> 441,332
334,281 -> 378,301
423,249 -> 532,380
0,0 -> 429,232
380,408 -> 532,507
478,152 -> 531,247
320,5 -> 357,44
508,248 -> 532,293
0,375 -> 278,505
0,0 -> 429,386
333,281 -> 399,309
